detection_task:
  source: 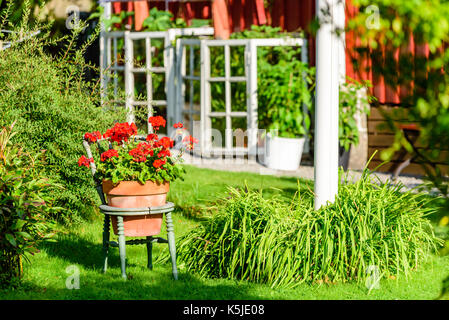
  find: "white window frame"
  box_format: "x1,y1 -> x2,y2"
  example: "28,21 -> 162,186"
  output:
99,1 -> 213,135
176,37 -> 308,158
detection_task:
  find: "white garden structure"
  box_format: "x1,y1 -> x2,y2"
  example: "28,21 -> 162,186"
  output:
99,17 -> 214,134
99,0 -> 344,209
175,37 -> 308,159
99,1 -> 309,159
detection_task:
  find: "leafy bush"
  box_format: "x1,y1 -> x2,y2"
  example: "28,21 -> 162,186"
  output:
175,171 -> 440,288
339,79 -> 373,151
0,123 -> 60,287
0,14 -> 125,221
142,7 -> 187,31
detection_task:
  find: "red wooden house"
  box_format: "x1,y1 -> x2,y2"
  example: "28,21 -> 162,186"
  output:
111,0 -> 439,175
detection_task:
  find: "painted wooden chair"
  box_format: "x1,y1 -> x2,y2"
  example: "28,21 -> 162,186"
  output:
82,136 -> 178,280
392,123 -> 437,179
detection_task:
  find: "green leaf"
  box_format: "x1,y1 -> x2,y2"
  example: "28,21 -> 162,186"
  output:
5,233 -> 17,247
12,219 -> 26,230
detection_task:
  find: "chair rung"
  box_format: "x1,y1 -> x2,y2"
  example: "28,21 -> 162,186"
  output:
108,237 -> 168,247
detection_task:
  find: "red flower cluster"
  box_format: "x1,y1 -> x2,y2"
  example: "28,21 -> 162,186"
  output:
78,155 -> 93,168
146,133 -> 158,142
155,136 -> 174,149
129,142 -> 154,162
148,116 -> 166,132
100,149 -> 119,162
183,135 -> 199,150
153,159 -> 166,169
158,149 -> 171,158
78,117 -> 184,174
103,122 -> 137,144
84,131 -> 102,143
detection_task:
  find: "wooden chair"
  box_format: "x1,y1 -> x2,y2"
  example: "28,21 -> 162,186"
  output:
82,136 -> 178,280
392,123 -> 437,179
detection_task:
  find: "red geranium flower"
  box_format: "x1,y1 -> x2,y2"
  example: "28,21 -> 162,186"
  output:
146,133 -> 159,141
156,136 -> 174,149
148,116 -> 166,132
153,159 -> 166,168
173,122 -> 183,129
158,149 -> 171,158
100,149 -> 119,162
78,155 -> 94,168
84,131 -> 102,143
183,135 -> 199,150
183,136 -> 199,144
129,142 -> 153,162
103,122 -> 137,144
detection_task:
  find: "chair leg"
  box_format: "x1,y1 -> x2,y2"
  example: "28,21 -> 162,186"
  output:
117,216 -> 127,280
165,211 -> 178,280
146,236 -> 153,270
393,156 -> 414,180
102,215 -> 110,273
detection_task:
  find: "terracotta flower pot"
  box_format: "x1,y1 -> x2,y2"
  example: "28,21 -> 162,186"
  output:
102,180 -> 170,237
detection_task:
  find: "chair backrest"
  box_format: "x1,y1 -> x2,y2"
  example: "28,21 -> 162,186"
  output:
81,135 -> 147,205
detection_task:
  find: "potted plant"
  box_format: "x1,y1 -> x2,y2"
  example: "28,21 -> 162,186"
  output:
339,79 -> 373,170
256,45 -> 315,171
78,116 -> 197,237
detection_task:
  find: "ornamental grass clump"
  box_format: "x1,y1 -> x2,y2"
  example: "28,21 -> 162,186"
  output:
176,171 -> 441,288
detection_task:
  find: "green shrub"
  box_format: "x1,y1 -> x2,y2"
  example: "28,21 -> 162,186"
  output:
339,79 -> 373,152
0,18 -> 125,221
0,123 -> 60,287
175,171 -> 440,288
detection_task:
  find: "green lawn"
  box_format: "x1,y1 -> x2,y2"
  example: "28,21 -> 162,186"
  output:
1,166 -> 448,300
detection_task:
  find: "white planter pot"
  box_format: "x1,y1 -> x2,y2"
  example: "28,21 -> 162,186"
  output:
264,133 -> 305,171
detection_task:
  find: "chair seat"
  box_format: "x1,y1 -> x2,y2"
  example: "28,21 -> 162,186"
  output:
99,202 -> 175,216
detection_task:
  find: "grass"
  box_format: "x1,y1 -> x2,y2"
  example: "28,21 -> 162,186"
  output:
1,165 -> 448,300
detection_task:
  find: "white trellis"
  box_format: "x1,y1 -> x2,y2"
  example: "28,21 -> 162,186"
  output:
99,2 -> 213,136
175,37 -> 308,158
99,2 -> 309,159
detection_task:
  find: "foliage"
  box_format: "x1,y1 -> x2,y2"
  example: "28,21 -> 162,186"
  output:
142,7 -> 186,31
346,1 -> 449,202
0,123 -> 61,287
0,7 -> 126,222
347,0 -> 449,290
0,166 -> 446,299
92,7 -> 188,32
339,79 -> 374,151
440,275 -> 449,299
0,0 -> 44,26
174,170 -> 440,288
79,117 -> 196,184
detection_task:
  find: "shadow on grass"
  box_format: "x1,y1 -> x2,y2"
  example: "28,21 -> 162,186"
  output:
40,233 -> 134,271
14,259 -> 265,300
